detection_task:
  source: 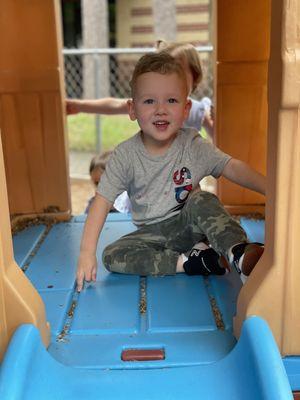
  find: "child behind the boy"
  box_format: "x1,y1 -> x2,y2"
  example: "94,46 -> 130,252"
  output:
87,151 -> 131,214
76,52 -> 265,292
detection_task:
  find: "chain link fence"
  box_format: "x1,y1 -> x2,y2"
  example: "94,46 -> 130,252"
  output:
63,47 -> 214,153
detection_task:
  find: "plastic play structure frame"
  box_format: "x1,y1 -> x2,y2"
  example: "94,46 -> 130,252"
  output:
0,0 -> 299,398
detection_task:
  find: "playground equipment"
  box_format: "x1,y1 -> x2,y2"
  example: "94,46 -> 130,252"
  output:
0,0 -> 300,398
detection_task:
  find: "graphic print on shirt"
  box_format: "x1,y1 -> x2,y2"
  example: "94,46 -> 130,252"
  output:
171,167 -> 193,211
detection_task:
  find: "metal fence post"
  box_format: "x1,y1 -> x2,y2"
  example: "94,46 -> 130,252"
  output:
93,54 -> 101,153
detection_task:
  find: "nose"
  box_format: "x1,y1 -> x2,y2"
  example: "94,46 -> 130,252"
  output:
155,102 -> 167,115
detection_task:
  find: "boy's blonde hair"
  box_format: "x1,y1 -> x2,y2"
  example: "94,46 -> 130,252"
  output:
156,40 -> 203,93
130,52 -> 187,96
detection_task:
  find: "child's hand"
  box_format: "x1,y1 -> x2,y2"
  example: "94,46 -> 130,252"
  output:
66,99 -> 80,115
76,250 -> 98,292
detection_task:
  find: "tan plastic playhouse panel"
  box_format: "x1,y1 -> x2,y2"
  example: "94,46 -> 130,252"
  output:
0,0 -> 299,361
0,0 -> 70,217
215,0 -> 269,214
0,133 -> 50,361
234,0 -> 300,355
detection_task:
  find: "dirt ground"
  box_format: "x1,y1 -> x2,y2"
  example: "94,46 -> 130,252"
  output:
70,178 -> 95,215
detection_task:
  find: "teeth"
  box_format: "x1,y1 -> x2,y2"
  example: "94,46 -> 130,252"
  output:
154,121 -> 168,125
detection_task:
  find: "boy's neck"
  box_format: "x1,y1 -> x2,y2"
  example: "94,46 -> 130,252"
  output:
141,131 -> 178,156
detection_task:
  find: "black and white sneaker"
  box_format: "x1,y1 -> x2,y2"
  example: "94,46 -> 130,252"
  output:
183,247 -> 230,276
230,242 -> 264,276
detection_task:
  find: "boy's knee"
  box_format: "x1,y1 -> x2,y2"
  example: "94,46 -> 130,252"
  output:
188,190 -> 218,207
102,243 -> 128,274
102,246 -> 113,272
102,243 -> 118,272
102,253 -> 123,274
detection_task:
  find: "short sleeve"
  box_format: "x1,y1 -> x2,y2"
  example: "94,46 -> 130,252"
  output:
97,146 -> 130,203
189,135 -> 231,178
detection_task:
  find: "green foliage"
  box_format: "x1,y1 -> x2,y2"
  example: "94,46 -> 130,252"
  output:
67,114 -> 139,152
200,127 -> 207,139
67,114 -> 208,152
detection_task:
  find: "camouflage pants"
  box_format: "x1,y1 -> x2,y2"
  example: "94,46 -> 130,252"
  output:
102,190 -> 247,275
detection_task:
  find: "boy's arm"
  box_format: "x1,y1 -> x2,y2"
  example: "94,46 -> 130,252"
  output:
76,193 -> 112,292
221,158 -> 266,195
66,98 -> 128,115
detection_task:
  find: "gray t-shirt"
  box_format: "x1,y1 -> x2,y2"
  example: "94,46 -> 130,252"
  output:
98,128 -> 231,226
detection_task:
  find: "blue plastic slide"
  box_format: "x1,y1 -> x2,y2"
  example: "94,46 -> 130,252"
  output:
0,317 -> 292,399
2,215 -> 293,399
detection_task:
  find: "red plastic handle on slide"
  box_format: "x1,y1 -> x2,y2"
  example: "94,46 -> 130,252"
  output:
121,349 -> 165,361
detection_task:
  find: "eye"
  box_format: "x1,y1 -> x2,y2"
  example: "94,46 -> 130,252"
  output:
144,99 -> 154,104
168,98 -> 178,103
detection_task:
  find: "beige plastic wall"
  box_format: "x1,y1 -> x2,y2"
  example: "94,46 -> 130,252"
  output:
0,132 -> 50,361
0,0 -> 299,361
234,0 -> 300,355
215,0 -> 269,214
0,0 -> 67,361
0,0 -> 70,218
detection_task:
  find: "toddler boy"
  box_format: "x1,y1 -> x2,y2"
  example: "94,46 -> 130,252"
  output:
76,52 -> 265,291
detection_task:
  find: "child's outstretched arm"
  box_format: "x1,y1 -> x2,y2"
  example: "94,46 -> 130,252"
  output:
222,158 -> 266,195
66,98 -> 128,115
76,193 -> 112,292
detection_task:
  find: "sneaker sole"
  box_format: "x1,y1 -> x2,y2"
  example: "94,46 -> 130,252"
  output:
242,244 -> 264,276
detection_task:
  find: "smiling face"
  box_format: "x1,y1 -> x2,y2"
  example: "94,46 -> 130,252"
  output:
128,72 -> 191,155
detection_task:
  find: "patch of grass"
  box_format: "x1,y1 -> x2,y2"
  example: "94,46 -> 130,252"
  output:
67,114 -> 139,152
67,113 -> 208,152
200,128 -> 207,139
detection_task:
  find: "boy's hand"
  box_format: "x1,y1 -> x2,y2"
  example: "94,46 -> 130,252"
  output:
75,194 -> 112,292
76,250 -> 98,292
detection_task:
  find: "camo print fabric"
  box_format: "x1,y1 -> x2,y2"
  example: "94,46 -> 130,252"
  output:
102,190 -> 247,275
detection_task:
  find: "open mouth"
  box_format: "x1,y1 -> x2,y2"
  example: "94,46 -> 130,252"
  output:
153,120 -> 170,129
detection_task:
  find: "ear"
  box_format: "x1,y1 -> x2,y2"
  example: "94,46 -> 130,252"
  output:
127,99 -> 137,121
184,99 -> 192,120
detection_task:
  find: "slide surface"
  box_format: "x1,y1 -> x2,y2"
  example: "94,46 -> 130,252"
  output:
3,215 -> 292,398
0,317 -> 292,399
